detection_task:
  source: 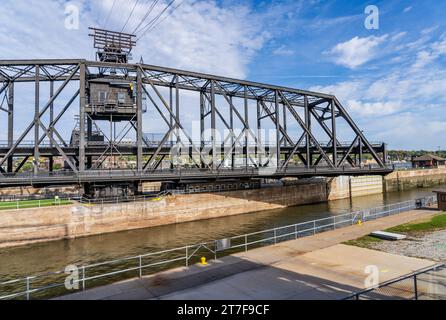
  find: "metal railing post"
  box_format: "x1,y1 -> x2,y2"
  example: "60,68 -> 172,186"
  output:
245,235 -> 248,252
295,225 -> 298,239
139,256 -> 142,278
414,275 -> 418,300
274,229 -> 277,244
26,277 -> 30,300
82,266 -> 86,291
185,246 -> 189,267
313,221 -> 316,235
214,242 -> 218,260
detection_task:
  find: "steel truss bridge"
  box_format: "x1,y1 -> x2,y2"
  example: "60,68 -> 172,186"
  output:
0,59 -> 392,194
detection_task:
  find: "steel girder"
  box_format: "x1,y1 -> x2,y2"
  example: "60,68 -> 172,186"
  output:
0,59 -> 389,186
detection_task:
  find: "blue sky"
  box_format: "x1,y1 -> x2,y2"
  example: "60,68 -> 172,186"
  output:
1,0 -> 446,150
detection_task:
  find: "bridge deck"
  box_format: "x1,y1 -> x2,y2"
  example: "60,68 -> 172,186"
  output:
0,166 -> 393,187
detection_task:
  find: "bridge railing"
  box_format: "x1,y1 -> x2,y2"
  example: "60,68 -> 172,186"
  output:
0,195 -> 436,300
0,140 -> 386,148
0,164 -> 394,181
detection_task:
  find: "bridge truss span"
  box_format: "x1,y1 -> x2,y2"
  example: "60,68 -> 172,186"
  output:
0,59 -> 391,193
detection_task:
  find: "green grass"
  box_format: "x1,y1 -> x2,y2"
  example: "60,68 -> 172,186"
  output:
386,213 -> 446,234
0,199 -> 72,210
343,235 -> 383,248
344,213 -> 446,248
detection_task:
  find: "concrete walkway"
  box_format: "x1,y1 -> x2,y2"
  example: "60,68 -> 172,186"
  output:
58,208 -> 440,300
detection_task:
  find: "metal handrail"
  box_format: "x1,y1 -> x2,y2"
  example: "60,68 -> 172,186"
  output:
0,197 -> 75,210
0,195 -> 436,300
343,263 -> 446,300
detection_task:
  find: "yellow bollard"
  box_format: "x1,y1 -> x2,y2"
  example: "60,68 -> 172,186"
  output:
200,257 -> 208,266
358,220 -> 363,226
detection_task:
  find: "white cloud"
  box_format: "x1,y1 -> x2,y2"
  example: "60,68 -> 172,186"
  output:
412,36 -> 446,69
328,35 -> 388,69
0,0 -> 273,141
272,45 -> 295,56
391,32 -> 407,41
346,100 -> 402,116
421,26 -> 438,35
403,6 -> 412,13
0,0 -> 270,79
311,32 -> 446,149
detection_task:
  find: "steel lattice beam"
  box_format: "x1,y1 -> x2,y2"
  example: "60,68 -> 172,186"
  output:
0,59 -> 391,189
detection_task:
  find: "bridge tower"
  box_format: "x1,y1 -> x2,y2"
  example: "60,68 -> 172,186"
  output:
77,29 -> 144,197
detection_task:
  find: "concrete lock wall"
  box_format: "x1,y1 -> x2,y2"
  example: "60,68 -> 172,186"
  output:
350,176 -> 383,197
327,175 -> 383,200
384,168 -> 446,192
0,181 -> 329,248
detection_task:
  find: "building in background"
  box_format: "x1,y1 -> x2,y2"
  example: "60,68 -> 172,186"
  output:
412,154 -> 446,169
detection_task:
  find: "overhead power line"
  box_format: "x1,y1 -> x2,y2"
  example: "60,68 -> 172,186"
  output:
136,0 -> 178,41
121,0 -> 141,33
137,0 -> 176,35
132,0 -> 160,34
103,0 -> 118,29
143,1 -> 184,35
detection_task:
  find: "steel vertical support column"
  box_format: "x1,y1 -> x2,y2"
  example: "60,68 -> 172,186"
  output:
230,96 -> 234,169
49,81 -> 54,144
283,102 -> 287,147
49,80 -> 54,172
257,100 -> 262,166
34,65 -> 40,174
86,118 -> 92,169
275,91 -> 280,168
78,63 -> 86,172
331,99 -> 337,167
170,86 -> 174,169
244,85 -> 249,169
175,76 -> 180,145
110,115 -> 114,168
358,137 -> 363,167
7,82 -> 14,173
210,81 -> 217,170
383,143 -> 388,165
136,68 -> 143,173
199,90 -> 205,168
304,95 -> 311,168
